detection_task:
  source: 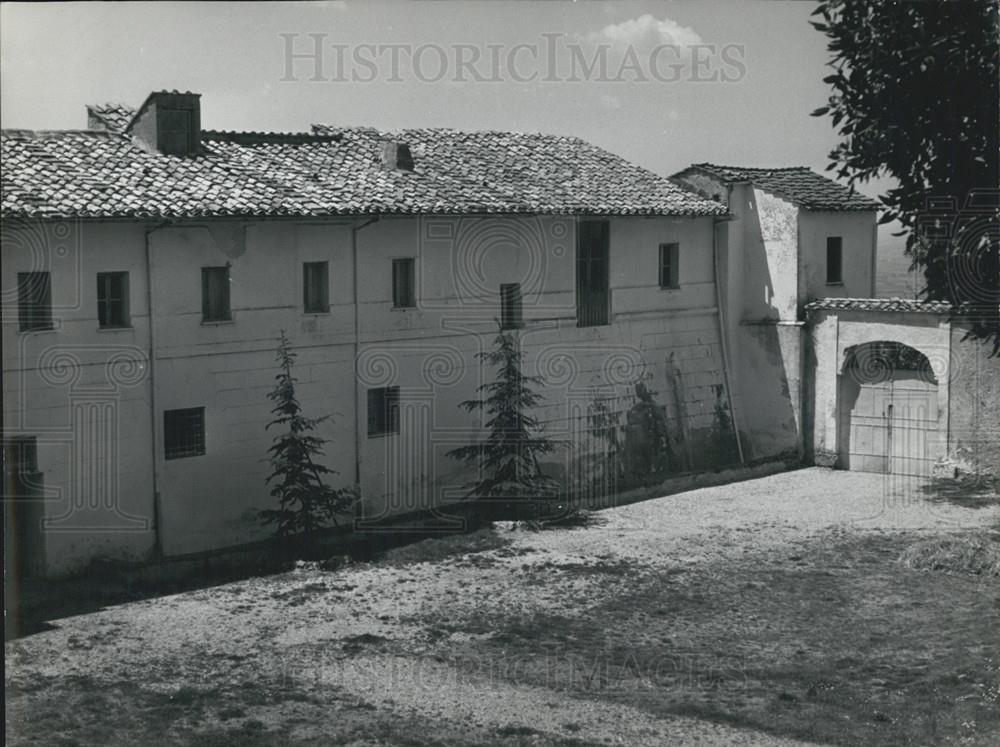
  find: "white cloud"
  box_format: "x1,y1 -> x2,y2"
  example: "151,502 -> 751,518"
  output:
586,14 -> 703,51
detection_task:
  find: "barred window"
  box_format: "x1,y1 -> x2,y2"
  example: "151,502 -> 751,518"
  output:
97,272 -> 130,328
164,407 -> 205,460
367,386 -> 400,437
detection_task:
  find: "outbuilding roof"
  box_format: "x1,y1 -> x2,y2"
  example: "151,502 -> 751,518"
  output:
2,107 -> 726,220
675,163 -> 879,211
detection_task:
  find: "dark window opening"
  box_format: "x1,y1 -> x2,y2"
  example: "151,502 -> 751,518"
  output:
659,243 -> 680,289
576,220 -> 610,327
367,386 -> 400,437
392,258 -> 416,308
97,272 -> 130,327
303,262 -> 329,313
164,407 -> 205,460
826,237 -> 843,284
158,107 -> 195,156
500,283 -> 523,329
202,266 -> 231,322
17,272 -> 53,332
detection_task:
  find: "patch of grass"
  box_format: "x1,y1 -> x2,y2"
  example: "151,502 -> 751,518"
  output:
377,527 -> 511,567
899,531 -> 1000,576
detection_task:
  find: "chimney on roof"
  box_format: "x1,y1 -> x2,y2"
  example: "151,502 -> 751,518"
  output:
128,91 -> 201,156
381,141 -> 414,171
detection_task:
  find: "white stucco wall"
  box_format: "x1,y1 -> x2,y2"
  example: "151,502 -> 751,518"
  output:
5,212 -> 739,573
2,221 -> 156,574
808,309 -> 950,467
798,210 -> 877,303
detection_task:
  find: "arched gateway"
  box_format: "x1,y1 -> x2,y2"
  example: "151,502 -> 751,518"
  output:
838,341 -> 939,476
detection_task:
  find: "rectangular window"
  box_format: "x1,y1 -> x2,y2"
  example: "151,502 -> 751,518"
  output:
202,266 -> 231,322
303,262 -> 329,313
158,107 -> 195,156
659,243 -> 680,289
500,283 -> 523,329
17,272 -> 52,332
576,220 -> 610,327
392,258 -> 416,308
164,407 -> 205,460
826,237 -> 843,284
367,386 -> 400,437
97,272 -> 130,328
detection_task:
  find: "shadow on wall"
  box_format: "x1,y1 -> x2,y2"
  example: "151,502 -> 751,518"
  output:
553,377 -> 741,510
732,188 -> 802,461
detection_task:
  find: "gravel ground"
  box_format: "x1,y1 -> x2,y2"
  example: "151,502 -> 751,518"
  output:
6,467 -> 999,746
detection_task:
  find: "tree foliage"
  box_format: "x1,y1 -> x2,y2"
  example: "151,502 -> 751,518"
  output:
260,331 -> 356,537
811,0 -> 999,351
447,325 -> 560,503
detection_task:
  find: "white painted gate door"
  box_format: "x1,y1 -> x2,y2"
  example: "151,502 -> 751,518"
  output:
846,376 -> 937,477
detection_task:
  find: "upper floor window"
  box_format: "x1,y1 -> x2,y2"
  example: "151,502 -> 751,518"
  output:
97,272 -> 130,328
303,262 -> 329,313
202,266 -> 231,322
659,243 -> 680,289
164,407 -> 205,460
826,237 -> 843,285
500,283 -> 523,329
577,220 -> 610,327
392,258 -> 416,308
17,272 -> 52,332
367,386 -> 400,437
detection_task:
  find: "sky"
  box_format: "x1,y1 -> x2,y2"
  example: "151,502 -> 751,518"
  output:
0,0 -> 916,293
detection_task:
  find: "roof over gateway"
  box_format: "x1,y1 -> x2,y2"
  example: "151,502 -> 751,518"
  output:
675,163 -> 880,211
805,298 -> 952,314
2,97 -> 726,220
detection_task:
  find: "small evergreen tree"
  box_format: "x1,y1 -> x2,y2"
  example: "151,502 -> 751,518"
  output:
260,331 -> 356,539
447,324 -> 560,508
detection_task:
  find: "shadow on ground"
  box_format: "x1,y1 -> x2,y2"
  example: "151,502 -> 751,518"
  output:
920,474 -> 1000,510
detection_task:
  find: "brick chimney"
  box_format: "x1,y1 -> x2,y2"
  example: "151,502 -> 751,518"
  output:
127,91 -> 201,156
381,141 -> 414,171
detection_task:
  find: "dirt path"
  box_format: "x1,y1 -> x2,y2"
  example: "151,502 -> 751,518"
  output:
6,468 -> 999,745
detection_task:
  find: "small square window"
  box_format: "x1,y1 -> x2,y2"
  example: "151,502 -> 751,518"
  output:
202,266 -> 231,322
826,237 -> 843,284
303,262 -> 329,313
97,272 -> 130,328
500,283 -> 523,329
392,258 -> 416,308
164,407 -> 205,460
17,272 -> 53,331
659,243 -> 680,289
367,386 -> 400,437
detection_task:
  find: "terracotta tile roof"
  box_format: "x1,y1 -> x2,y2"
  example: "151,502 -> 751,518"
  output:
805,297 -> 952,314
1,121 -> 726,219
677,163 -> 879,211
86,104 -> 137,134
